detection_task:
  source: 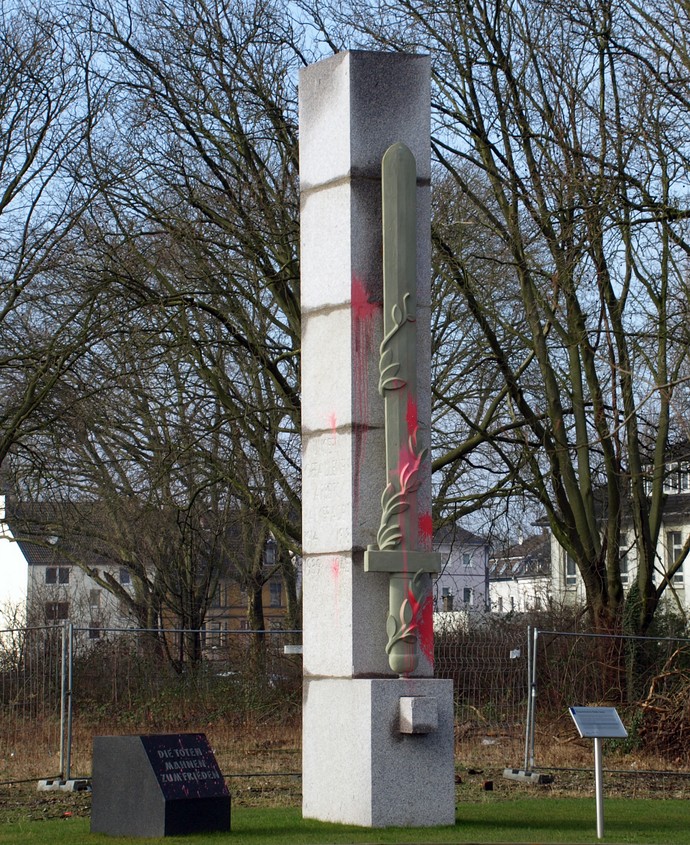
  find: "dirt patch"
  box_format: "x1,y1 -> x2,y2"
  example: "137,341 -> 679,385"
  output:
0,784 -> 92,824
2,763 -> 690,827
0,774 -> 303,826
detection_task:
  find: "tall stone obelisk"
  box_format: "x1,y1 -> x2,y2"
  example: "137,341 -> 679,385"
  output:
300,51 -> 455,828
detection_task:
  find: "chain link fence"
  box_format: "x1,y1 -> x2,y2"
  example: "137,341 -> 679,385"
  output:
5,621 -> 690,801
0,626 -> 66,784
527,628 -> 690,794
0,621 -> 530,788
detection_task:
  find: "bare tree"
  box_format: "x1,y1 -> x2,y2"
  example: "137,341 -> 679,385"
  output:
6,0 -> 308,650
10,308 -> 284,664
315,0 -> 690,635
0,2 -> 105,464
77,0 -> 305,546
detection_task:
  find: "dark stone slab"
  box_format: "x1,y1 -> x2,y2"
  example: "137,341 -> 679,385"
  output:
90,733 -> 230,837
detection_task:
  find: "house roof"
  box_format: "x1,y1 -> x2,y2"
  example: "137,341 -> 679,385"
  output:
434,524 -> 488,548
658,493 -> 690,519
5,498 -> 268,577
14,540 -> 69,568
488,533 -> 550,581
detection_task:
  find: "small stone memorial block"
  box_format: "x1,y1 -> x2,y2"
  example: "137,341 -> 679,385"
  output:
90,733 -> 230,837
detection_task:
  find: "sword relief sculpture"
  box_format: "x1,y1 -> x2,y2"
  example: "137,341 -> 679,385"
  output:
364,142 -> 442,676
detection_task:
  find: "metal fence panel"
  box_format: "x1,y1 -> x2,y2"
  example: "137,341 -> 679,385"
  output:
1,623 -> 530,786
532,628 -> 690,777
0,625 -> 65,783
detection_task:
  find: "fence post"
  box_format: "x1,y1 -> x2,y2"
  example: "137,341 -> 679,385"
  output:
59,621 -> 68,779
529,627 -> 539,770
65,622 -> 74,781
523,625 -> 532,771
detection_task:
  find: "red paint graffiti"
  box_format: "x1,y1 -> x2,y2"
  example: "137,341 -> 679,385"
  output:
398,442 -> 423,494
351,275 -> 378,322
401,581 -> 435,673
418,512 -> 433,549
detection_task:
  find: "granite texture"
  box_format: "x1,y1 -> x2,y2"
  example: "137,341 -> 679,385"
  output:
300,51 -> 453,827
302,678 -> 455,827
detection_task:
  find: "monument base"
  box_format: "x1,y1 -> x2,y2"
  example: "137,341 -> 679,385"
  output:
302,677 -> 455,827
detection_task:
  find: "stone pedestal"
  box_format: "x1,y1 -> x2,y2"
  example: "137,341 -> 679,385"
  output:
303,678 -> 455,827
299,51 -> 455,827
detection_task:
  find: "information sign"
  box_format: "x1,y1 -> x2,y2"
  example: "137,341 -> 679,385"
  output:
569,706 -> 628,739
568,706 -> 627,839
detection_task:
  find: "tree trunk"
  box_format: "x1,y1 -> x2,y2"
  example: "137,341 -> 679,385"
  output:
247,581 -> 266,682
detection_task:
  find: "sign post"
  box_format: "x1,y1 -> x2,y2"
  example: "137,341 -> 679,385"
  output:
569,706 -> 627,839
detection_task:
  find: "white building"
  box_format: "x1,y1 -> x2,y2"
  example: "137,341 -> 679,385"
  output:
489,532 -> 552,614
0,496 -> 28,629
549,453 -> 690,618
433,526 -> 491,616
22,537 -> 136,636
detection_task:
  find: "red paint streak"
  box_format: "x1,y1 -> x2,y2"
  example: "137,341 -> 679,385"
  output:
351,276 -> 378,321
418,512 -> 433,550
351,275 -> 378,512
392,397 -> 421,550
328,412 -> 337,439
401,581 -> 435,673
330,558 -> 340,580
405,584 -> 420,626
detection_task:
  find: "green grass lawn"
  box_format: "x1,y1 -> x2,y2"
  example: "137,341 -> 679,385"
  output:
0,799 -> 688,845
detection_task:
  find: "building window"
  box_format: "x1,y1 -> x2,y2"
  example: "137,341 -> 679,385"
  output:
663,469 -> 679,494
45,567 -> 57,584
264,539 -> 277,567
45,602 -> 69,621
619,534 -> 629,585
46,567 -> 69,585
203,622 -> 227,649
668,531 -> 684,585
462,553 -> 471,567
565,555 -> 577,588
119,568 -> 131,585
211,583 -> 228,608
462,587 -> 473,605
88,628 -> 101,640
269,580 -> 282,608
681,463 -> 690,492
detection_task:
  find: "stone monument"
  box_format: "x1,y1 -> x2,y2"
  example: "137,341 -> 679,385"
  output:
90,733 -> 230,837
300,51 -> 455,828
